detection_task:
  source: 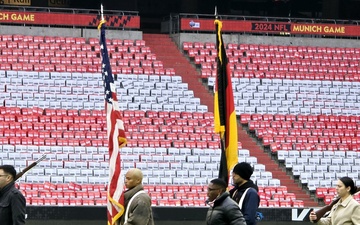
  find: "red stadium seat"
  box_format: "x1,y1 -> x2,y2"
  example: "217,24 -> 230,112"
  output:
292,200 -> 304,207
267,200 -> 280,207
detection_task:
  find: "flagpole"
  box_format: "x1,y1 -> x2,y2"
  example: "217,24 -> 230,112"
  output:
99,4 -> 127,224
101,4 -> 104,21
214,6 -> 238,187
214,5 -> 228,185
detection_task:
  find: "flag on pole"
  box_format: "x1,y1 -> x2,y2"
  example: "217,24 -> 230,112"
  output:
98,20 -> 127,225
214,19 -> 238,186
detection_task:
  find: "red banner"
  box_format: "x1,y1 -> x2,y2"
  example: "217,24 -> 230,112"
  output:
0,11 -> 140,28
181,18 -> 360,37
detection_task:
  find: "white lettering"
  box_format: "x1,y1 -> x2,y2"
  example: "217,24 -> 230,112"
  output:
292,208 -> 311,221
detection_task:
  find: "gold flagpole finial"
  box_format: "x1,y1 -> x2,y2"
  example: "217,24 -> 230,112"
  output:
98,4 -> 107,30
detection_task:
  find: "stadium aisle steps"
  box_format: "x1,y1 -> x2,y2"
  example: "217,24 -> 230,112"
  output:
142,33 -> 214,112
238,127 -> 318,207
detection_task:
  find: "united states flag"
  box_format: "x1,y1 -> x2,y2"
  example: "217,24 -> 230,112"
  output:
99,20 -> 127,225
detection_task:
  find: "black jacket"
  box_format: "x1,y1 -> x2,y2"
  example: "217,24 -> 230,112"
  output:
229,180 -> 260,225
0,182 -> 26,225
206,192 -> 246,225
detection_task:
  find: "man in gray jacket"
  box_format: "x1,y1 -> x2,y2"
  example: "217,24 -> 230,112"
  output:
206,178 -> 246,225
119,168 -> 154,225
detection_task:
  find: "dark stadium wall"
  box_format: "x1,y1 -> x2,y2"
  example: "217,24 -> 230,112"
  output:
339,0 -> 360,19
25,206 -> 316,223
71,0 -> 138,12
321,0 -> 339,19
27,221 -> 308,225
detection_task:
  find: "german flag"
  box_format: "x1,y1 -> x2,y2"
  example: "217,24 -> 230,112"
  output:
214,19 -> 238,186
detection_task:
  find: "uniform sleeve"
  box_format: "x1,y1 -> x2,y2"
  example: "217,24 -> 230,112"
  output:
317,217 -> 331,225
11,191 -> 26,225
316,205 -> 333,225
351,204 -> 360,224
242,189 -> 259,225
124,197 -> 152,225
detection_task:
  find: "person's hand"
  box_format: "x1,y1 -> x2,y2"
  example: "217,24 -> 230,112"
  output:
309,210 -> 317,222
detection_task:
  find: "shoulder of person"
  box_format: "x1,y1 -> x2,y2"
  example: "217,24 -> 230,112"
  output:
137,190 -> 149,196
241,187 -> 257,196
9,188 -> 25,200
244,188 -> 259,201
223,197 -> 241,208
351,199 -> 360,207
134,191 -> 150,200
10,188 -> 22,195
247,187 -> 258,194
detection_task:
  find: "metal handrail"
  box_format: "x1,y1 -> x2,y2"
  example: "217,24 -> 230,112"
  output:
176,13 -> 360,25
0,5 -> 139,16
0,5 -> 139,30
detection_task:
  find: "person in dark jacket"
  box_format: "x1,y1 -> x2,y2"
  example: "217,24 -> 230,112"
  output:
119,168 -> 154,225
0,165 -> 26,225
206,178 -> 246,225
229,162 -> 260,225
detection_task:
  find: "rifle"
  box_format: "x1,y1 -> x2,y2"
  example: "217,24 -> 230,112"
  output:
15,154 -> 47,181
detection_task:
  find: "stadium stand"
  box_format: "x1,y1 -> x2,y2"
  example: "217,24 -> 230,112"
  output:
184,41 -> 360,205
0,33 -> 303,207
2,29 -> 360,208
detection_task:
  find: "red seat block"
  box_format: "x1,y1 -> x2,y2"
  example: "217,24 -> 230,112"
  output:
292,200 -> 304,207
267,200 -> 280,207
315,187 -> 328,199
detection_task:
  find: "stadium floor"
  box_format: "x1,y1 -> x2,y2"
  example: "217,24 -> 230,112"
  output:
27,220 -> 303,225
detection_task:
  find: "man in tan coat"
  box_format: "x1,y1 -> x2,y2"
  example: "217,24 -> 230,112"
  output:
119,168 -> 154,225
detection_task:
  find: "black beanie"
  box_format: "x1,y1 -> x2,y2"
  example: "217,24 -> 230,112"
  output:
233,162 -> 253,180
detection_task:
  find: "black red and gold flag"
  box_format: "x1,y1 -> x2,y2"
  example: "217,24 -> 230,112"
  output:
214,19 -> 238,186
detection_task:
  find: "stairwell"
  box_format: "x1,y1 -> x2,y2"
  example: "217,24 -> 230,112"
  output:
143,33 -> 214,110
238,128 -> 318,207
143,33 -> 318,207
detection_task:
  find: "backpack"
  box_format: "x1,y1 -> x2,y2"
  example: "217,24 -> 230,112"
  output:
238,188 -> 264,222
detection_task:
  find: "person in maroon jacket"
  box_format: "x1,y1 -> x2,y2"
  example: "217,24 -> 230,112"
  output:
0,165 -> 26,225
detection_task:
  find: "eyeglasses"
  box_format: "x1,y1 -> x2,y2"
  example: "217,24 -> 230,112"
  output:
0,174 -> 9,177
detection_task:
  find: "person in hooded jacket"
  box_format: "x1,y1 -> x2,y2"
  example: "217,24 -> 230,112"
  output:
229,162 -> 260,225
206,178 -> 246,225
